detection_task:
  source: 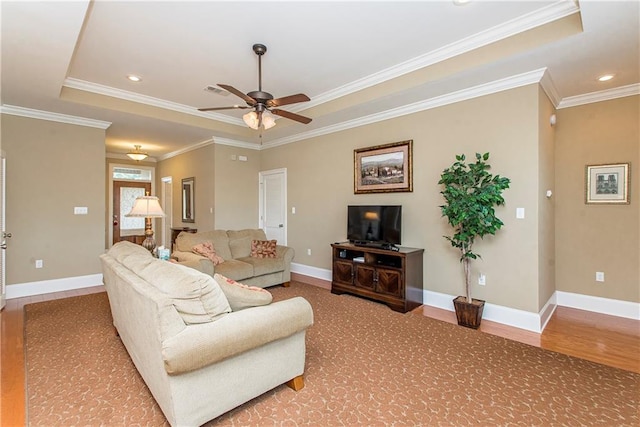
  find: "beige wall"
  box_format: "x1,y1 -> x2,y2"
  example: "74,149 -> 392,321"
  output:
262,85 -> 545,312
156,144 -> 216,236
555,96 -> 639,303
2,114 -> 106,286
537,87 -> 557,308
213,144 -> 260,230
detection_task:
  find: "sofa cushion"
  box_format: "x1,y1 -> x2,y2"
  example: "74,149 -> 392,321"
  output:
227,229 -> 267,259
213,259 -> 254,281
138,261 -> 231,325
192,241 -> 225,265
176,230 -> 232,260
237,256 -> 285,277
109,242 -> 232,325
251,239 -> 277,258
213,273 -> 273,311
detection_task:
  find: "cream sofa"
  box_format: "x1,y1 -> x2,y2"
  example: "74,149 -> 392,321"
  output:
100,241 -> 313,427
171,229 -> 294,288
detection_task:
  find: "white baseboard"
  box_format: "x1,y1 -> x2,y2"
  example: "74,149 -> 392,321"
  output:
556,290 -> 640,320
291,264 -> 639,330
291,263 -> 332,282
424,290 -> 547,333
6,274 -> 104,299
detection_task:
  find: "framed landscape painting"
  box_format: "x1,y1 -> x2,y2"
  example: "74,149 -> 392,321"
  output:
354,140 -> 413,194
585,163 -> 630,204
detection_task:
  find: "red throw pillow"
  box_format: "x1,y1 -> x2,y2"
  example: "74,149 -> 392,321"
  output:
250,239 -> 277,258
192,241 -> 225,265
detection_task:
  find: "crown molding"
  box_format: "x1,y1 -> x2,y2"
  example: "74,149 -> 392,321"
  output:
294,0 -> 579,112
63,78 -> 245,126
265,68 -> 548,148
557,83 -> 640,109
539,69 -> 561,107
0,104 -> 112,129
158,138 -> 215,161
212,137 -> 262,151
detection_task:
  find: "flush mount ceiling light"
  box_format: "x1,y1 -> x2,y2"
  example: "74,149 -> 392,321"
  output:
598,74 -> 614,82
126,144 -> 148,161
127,74 -> 142,82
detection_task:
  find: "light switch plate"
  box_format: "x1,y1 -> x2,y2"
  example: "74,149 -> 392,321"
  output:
74,207 -> 88,215
516,208 -> 525,219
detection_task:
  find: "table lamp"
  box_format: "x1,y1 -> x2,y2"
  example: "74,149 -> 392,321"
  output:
125,195 -> 165,253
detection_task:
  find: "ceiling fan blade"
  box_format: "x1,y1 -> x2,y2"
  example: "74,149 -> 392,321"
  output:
217,84 -> 256,105
267,93 -> 310,108
271,109 -> 312,124
198,105 -> 250,112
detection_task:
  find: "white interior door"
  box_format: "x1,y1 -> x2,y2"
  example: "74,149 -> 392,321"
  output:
259,169 -> 287,245
1,152 -> 7,309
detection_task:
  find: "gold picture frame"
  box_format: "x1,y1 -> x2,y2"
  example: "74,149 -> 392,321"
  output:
585,163 -> 630,204
354,140 -> 413,194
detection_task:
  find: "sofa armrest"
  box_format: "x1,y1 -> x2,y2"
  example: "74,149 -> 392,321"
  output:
161,296 -> 313,375
276,245 -> 295,282
171,251 -> 214,276
276,245 -> 295,262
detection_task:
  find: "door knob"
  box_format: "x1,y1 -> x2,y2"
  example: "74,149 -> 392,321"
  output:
2,232 -> 11,239
279,224 -> 284,228
0,243 -> 6,250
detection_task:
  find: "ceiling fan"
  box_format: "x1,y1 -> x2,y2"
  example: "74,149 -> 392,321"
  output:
198,44 -> 312,130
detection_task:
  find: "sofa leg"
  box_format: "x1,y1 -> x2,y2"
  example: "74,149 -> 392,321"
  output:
286,375 -> 304,391
282,281 -> 291,288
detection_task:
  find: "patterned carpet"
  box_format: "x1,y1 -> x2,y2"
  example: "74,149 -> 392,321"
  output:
24,282 -> 639,426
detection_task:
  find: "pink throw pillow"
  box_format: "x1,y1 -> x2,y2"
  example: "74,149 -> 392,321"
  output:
214,273 -> 270,294
192,241 -> 225,265
250,239 -> 277,258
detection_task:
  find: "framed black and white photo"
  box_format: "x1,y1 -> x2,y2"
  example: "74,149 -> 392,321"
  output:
585,163 -> 630,204
354,140 -> 413,194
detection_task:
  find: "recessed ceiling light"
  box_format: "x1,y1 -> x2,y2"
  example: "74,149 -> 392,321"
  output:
127,74 -> 142,82
598,74 -> 614,82
453,0 -> 471,5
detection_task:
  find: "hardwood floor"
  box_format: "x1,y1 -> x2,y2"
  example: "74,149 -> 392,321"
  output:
1,285 -> 639,426
423,305 -> 640,373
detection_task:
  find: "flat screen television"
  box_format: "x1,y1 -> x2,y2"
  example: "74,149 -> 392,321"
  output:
347,205 -> 402,247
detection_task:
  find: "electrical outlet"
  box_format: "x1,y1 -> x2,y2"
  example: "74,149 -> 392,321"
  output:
35,259 -> 43,269
478,273 -> 486,286
596,272 -> 605,282
307,249 -> 312,256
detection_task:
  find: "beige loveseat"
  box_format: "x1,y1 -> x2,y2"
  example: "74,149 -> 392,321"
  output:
172,229 -> 294,288
100,241 -> 313,427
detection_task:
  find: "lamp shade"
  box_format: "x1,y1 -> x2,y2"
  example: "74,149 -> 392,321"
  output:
262,111 -> 276,130
243,110 -> 277,130
125,195 -> 165,218
243,111 -> 259,130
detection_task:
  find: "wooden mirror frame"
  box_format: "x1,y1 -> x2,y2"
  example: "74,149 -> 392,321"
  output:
181,177 -> 195,223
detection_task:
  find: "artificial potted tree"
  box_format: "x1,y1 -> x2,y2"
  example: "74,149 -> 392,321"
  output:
438,152 -> 510,329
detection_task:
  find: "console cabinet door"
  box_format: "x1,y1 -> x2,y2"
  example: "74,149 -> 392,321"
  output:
333,260 -> 354,285
354,264 -> 376,289
375,268 -> 402,297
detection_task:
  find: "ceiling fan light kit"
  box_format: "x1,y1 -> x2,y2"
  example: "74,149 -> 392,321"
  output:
199,43 -> 312,130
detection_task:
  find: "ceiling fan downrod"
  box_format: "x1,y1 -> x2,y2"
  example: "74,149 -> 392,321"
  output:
247,44 -> 272,104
